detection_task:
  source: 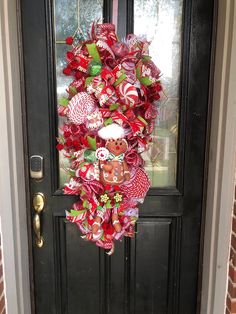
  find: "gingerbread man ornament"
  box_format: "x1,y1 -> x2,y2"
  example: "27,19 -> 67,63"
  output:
100,138 -> 130,185
97,123 -> 130,185
92,124 -> 131,234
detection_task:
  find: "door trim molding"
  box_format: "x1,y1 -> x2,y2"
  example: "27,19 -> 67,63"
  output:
0,0 -> 31,313
201,1 -> 236,313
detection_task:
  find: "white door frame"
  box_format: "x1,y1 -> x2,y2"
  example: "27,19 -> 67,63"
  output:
0,0 -> 31,313
201,1 -> 236,313
0,0 -> 235,314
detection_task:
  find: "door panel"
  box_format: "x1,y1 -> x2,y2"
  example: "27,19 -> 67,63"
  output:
60,220 -> 100,314
53,218 -> 179,313
134,219 -> 171,313
20,0 -> 215,313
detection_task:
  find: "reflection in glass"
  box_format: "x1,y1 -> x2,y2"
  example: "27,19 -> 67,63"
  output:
134,0 -> 183,187
54,0 -> 103,186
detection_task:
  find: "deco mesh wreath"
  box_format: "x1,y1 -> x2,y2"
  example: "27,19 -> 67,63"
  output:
57,23 -> 163,254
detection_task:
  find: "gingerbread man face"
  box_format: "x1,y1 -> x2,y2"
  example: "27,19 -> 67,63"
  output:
105,138 -> 128,156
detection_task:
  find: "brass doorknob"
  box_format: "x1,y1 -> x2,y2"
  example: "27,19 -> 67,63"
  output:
33,192 -> 45,213
33,193 -> 45,248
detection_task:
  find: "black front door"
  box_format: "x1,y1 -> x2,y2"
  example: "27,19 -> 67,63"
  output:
20,0 -> 215,313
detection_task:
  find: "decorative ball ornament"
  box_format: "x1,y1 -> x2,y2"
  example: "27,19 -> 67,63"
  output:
57,22 -> 163,254
120,168 -> 150,200
118,82 -> 139,106
67,92 -> 97,125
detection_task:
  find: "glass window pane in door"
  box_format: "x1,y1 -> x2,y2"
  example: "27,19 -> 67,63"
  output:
53,0 -> 104,187
134,0 -> 183,187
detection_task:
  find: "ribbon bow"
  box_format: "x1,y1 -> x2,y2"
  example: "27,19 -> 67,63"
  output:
107,153 -> 124,162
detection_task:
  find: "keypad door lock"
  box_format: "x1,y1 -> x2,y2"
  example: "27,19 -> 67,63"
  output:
30,155 -> 44,179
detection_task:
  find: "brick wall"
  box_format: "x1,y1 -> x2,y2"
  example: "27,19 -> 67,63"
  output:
0,234 -> 6,314
226,185 -> 236,313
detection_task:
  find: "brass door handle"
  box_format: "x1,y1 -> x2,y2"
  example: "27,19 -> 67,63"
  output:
33,193 -> 45,248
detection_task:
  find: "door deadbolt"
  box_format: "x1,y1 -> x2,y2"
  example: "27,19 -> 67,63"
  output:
30,155 -> 44,179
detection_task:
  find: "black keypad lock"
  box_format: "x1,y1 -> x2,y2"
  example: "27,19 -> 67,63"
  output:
30,155 -> 44,179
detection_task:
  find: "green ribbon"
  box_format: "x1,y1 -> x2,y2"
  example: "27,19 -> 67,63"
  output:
136,66 -> 153,86
70,209 -> 86,217
59,97 -> 69,106
113,72 -> 127,87
84,149 -> 98,163
85,77 -> 93,87
137,115 -> 148,125
87,136 -> 97,150
86,43 -> 101,63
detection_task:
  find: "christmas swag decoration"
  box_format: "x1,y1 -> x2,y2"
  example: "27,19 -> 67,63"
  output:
57,22 -> 163,254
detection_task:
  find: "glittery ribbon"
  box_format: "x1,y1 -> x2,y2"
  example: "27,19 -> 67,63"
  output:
83,180 -> 104,196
